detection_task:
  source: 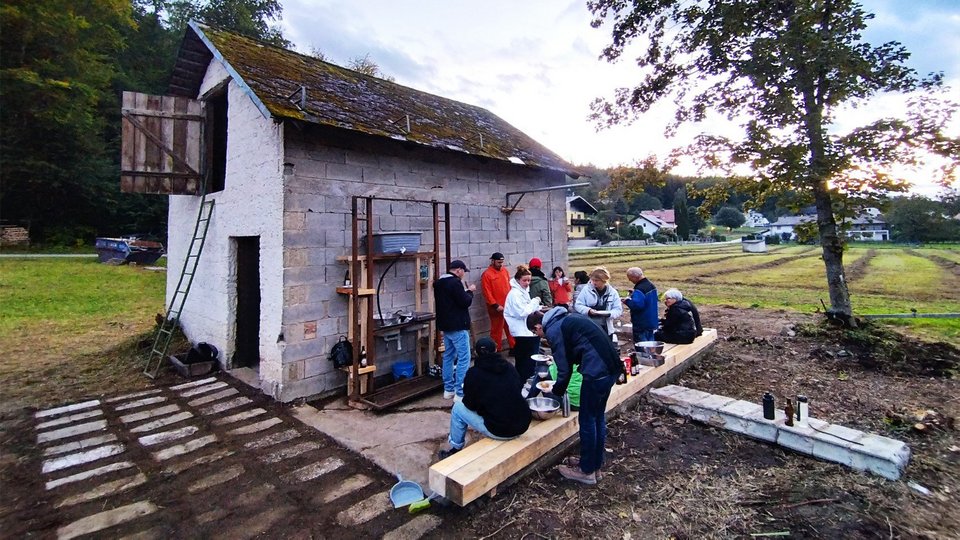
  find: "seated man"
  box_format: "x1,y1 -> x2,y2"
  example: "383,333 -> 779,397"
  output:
438,337 -> 532,459
654,288 -> 703,344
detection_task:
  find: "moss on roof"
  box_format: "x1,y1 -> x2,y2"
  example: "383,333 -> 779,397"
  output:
195,25 -> 574,173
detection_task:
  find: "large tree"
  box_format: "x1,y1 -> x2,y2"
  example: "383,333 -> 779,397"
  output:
168,0 -> 289,46
588,0 -> 958,324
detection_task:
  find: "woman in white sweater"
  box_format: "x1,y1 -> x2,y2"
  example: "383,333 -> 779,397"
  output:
573,266 -> 623,342
504,265 -> 542,380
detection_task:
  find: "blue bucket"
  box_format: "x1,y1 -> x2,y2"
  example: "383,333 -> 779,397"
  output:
392,361 -> 415,381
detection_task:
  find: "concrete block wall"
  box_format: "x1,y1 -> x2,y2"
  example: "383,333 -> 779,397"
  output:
279,126 -> 570,401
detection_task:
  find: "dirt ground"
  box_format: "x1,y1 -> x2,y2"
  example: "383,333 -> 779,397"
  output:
1,307 -> 957,539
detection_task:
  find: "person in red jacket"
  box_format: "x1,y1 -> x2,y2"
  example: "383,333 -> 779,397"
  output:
548,265 -> 573,309
481,252 -> 514,351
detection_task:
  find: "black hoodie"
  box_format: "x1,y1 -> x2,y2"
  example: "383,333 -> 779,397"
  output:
462,351 -> 531,438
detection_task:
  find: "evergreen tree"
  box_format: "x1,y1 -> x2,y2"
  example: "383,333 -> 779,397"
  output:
673,188 -> 690,240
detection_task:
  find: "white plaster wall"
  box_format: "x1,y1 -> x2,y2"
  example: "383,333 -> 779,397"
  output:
167,59 -> 285,396
277,129 -> 569,401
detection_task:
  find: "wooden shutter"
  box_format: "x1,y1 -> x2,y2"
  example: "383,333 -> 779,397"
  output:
121,91 -> 204,195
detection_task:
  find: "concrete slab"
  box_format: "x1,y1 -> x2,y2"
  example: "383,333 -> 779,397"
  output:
56,473 -> 148,507
260,441 -> 321,463
179,381 -> 229,397
151,434 -> 217,461
106,389 -> 161,402
42,444 -> 125,473
244,429 -> 301,450
290,399 -> 450,488
187,388 -> 239,407
169,377 -> 217,390
199,397 -> 251,415
335,491 -> 392,527
282,456 -> 344,482
383,514 -> 442,540
37,420 -> 108,443
56,501 -> 157,540
36,400 -> 100,418
213,408 -> 266,425
120,405 -> 180,424
129,412 -> 194,434
46,461 -> 135,490
114,396 -> 167,411
314,474 -> 373,504
187,465 -> 245,493
226,417 -> 283,436
44,434 -> 118,456
36,409 -> 103,430
137,426 -> 199,446
162,448 -> 233,475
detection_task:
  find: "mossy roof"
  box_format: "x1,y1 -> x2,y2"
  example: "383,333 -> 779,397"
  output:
170,23 -> 576,175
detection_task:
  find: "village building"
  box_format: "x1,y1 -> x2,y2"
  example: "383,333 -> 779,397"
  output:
120,23 -> 577,403
744,210 -> 769,227
565,195 -> 597,238
628,213 -> 670,236
768,214 -> 888,241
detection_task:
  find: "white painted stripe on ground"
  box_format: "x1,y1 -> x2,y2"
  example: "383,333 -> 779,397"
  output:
169,377 -> 217,390
281,456 -> 344,483
120,404 -> 180,423
187,388 -> 239,406
36,409 -> 103,430
336,491 -> 392,526
105,389 -> 162,402
187,464 -> 245,493
43,434 -> 118,456
37,420 -> 108,444
151,434 -> 217,461
42,443 -> 125,474
36,400 -> 100,419
213,408 -> 266,425
46,461 -> 135,490
114,396 -> 167,411
214,506 -> 290,540
226,417 -> 283,436
129,412 -> 194,434
179,381 -> 229,397
196,484 -> 274,524
260,441 -> 321,464
382,515 -> 443,540
199,396 -> 251,415
56,501 -> 157,540
244,428 -> 300,450
316,474 -> 373,504
137,425 -> 199,446
163,448 -> 233,475
56,473 -> 148,508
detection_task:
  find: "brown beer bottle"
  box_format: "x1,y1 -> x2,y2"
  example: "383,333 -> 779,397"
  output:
784,398 -> 795,426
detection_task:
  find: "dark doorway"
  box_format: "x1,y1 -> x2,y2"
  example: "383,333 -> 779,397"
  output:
234,236 -> 260,368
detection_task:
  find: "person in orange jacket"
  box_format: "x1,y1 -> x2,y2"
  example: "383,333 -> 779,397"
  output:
481,252 -> 514,351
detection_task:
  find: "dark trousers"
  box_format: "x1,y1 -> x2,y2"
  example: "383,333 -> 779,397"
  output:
512,336 -> 541,380
578,374 -> 617,474
632,327 -> 655,344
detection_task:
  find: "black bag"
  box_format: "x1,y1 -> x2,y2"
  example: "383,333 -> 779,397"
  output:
328,336 -> 353,369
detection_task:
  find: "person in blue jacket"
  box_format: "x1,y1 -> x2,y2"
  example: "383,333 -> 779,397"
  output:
623,267 -> 658,343
527,307 -> 622,486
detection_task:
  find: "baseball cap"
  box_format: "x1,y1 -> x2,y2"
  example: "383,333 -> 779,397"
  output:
529,257 -> 542,268
449,260 -> 469,272
475,337 -> 497,355
490,252 -> 505,260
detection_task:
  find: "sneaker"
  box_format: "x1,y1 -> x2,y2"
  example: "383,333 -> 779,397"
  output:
443,390 -> 455,399
437,447 -> 460,460
561,457 -> 603,480
558,464 -> 597,485
453,395 -> 463,403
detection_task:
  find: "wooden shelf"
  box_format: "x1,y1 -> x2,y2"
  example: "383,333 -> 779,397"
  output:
340,365 -> 377,375
372,315 -> 435,335
336,251 -> 436,262
359,375 -> 444,410
336,286 -> 375,296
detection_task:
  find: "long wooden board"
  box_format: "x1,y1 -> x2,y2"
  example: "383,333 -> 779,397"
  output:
429,329 -> 718,505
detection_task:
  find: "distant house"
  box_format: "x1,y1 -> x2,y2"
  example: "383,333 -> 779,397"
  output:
745,210 -> 769,227
641,209 -> 675,227
769,213 -> 888,241
629,213 -> 670,236
566,196 -> 597,239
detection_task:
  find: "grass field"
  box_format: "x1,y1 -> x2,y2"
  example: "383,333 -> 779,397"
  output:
571,243 -> 960,342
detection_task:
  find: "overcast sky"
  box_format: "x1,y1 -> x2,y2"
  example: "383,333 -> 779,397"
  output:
280,1 -> 960,195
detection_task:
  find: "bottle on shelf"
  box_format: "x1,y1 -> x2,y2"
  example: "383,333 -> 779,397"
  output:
762,391 -> 776,420
343,269 -> 351,287
359,346 -> 367,367
784,398 -> 795,427
796,395 -> 809,426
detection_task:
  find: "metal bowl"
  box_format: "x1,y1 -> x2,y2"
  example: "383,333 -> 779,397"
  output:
634,340 -> 665,356
527,397 -> 560,420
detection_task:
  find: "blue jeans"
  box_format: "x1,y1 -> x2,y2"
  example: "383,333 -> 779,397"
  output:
442,330 -> 471,397
633,327 -> 655,344
578,374 -> 617,474
448,400 -> 515,449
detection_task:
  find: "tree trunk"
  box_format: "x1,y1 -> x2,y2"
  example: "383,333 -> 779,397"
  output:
813,182 -> 855,325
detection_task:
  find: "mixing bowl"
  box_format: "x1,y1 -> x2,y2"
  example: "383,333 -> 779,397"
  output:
527,397 -> 560,420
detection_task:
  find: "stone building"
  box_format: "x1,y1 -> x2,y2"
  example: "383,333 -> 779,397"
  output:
121,23 -> 577,402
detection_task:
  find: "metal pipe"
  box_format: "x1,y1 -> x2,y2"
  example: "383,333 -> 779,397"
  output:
504,182 -> 590,240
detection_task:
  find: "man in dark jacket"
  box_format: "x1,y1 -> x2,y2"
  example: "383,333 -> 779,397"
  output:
438,337 -> 531,459
623,267 -> 658,343
654,288 -> 703,344
527,257 -> 553,307
527,307 -> 621,485
434,260 -> 476,399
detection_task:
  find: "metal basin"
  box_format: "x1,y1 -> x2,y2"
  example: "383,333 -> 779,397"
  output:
374,314 -> 400,328
527,397 -> 560,420
634,340 -> 665,356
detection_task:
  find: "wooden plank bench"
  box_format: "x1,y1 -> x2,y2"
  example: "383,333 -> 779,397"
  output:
428,328 -> 718,506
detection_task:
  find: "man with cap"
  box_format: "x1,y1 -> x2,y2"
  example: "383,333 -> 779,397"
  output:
438,337 -> 531,459
434,260 -> 476,400
527,257 -> 553,308
481,252 -> 514,351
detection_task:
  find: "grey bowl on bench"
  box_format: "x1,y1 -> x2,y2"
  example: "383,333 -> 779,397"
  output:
527,397 -> 560,420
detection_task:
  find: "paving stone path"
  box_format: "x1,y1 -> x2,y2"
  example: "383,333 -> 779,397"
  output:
12,376 -> 444,539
